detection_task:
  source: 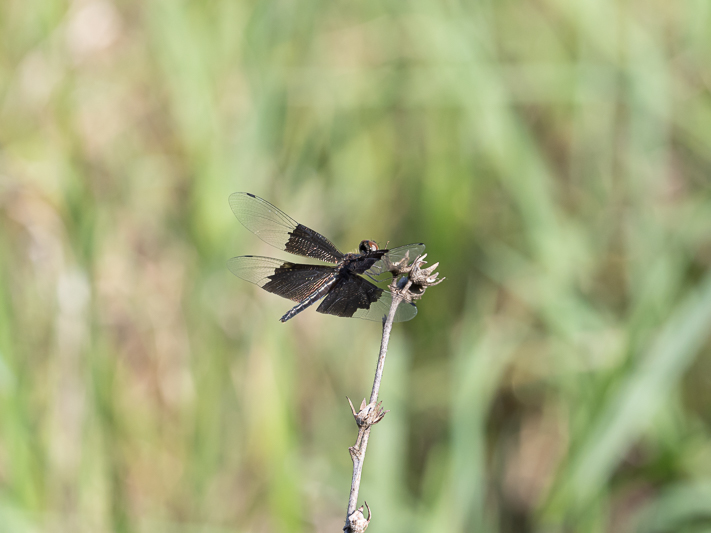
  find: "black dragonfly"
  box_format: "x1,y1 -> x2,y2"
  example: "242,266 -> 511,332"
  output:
228,192 -> 424,323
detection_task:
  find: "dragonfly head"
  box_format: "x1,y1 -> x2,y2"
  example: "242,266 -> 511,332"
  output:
359,240 -> 379,254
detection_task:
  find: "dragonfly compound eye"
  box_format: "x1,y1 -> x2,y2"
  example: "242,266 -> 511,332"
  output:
359,240 -> 378,253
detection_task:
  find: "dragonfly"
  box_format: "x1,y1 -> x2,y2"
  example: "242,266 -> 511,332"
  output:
228,192 -> 424,322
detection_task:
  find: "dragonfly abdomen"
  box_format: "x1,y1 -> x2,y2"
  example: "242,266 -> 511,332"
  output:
280,276 -> 338,322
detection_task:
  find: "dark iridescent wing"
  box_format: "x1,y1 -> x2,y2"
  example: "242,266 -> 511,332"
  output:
367,243 -> 425,276
316,275 -> 418,322
229,192 -> 343,263
228,256 -> 335,302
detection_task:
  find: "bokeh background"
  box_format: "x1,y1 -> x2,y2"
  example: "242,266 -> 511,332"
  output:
2,0 -> 711,532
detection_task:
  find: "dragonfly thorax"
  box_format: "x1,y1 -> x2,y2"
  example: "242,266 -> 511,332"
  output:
341,249 -> 386,275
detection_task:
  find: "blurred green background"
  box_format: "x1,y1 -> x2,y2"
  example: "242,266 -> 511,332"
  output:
2,0 -> 711,531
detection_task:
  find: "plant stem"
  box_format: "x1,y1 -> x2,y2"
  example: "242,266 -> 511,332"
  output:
345,290 -> 405,529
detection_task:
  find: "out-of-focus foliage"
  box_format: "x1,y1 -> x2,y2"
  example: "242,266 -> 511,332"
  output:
1,0 -> 711,531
